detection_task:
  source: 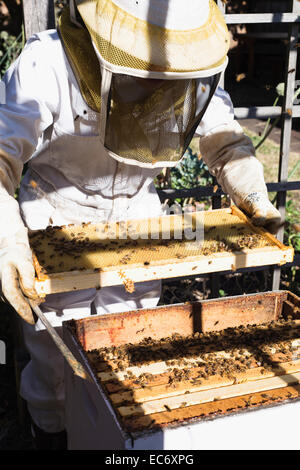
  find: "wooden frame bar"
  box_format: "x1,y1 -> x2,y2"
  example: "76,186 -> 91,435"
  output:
32,207 -> 294,296
75,290 -> 290,350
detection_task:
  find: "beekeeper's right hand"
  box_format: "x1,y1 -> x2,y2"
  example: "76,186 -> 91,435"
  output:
0,188 -> 38,324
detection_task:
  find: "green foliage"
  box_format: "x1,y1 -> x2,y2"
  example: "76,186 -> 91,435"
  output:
254,82 -> 300,152
0,30 -> 24,78
169,147 -> 213,190
218,289 -> 227,297
284,199 -> 300,253
244,129 -> 277,155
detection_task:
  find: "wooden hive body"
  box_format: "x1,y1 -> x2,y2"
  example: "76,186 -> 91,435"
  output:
63,290 -> 300,450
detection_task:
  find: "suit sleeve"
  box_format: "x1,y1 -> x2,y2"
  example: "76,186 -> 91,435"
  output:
196,86 -> 268,206
0,35 -> 58,195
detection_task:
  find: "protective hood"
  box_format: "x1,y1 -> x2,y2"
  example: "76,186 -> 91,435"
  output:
74,0 -> 229,78
59,4 -> 222,168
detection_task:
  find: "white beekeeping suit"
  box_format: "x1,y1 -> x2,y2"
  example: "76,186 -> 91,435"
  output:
0,0 -> 280,442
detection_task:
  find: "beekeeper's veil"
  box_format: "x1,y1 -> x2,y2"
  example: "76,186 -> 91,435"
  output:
60,0 -> 230,168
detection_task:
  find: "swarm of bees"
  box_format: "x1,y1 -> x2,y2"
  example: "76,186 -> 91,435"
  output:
85,313 -> 300,434
88,315 -> 300,398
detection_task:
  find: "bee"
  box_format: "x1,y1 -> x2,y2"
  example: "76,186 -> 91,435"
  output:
244,397 -> 252,407
136,328 -> 145,334
146,419 -> 156,429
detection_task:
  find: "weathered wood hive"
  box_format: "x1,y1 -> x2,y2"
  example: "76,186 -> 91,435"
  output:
63,290 -> 300,450
30,207 -> 293,296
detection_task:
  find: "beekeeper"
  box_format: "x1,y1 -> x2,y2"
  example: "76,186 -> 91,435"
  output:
0,0 -> 281,447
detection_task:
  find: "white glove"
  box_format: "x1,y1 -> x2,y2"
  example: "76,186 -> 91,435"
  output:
236,191 -> 282,234
199,121 -> 282,234
0,186 -> 38,324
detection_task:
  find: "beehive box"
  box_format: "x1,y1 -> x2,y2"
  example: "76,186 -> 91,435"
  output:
63,290 -> 300,450
30,206 -> 293,296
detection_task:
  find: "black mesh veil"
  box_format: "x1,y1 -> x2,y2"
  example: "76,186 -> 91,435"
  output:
104,74 -> 220,166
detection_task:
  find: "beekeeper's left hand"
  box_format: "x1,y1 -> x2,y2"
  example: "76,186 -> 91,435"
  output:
199,120 -> 282,234
236,191 -> 282,234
